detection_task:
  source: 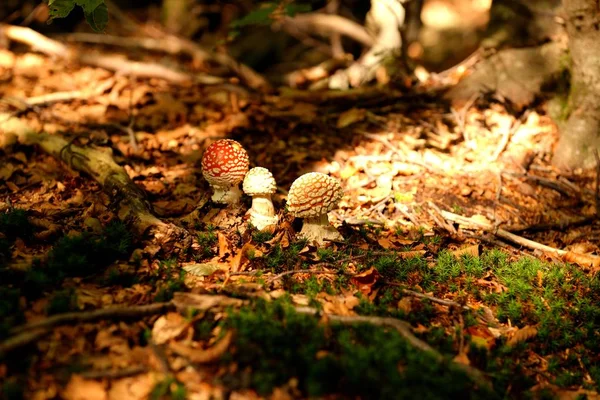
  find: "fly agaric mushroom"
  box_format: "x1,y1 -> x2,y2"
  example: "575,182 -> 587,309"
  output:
243,167 -> 279,231
201,139 -> 249,204
287,172 -> 343,245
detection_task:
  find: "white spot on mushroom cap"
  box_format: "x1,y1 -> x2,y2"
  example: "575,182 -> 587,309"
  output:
287,172 -> 343,218
201,139 -> 249,186
243,167 -> 277,196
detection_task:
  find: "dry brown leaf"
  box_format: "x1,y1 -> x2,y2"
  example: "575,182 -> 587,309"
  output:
217,232 -> 230,258
152,312 -> 189,345
453,351 -> 471,366
397,297 -> 412,314
171,292 -> 246,312
169,331 -> 233,364
62,375 -> 107,400
229,242 -> 259,272
451,244 -> 480,258
466,326 -> 496,350
506,325 -> 538,347
377,237 -> 397,249
397,250 -> 427,259
562,251 -> 600,269
350,267 -> 380,296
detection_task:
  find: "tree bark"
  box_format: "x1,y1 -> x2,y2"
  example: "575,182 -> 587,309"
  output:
552,0 -> 600,169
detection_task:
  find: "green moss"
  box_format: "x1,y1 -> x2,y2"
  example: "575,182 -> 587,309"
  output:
152,259 -> 186,302
46,289 -> 77,315
0,287 -> 24,340
222,299 -> 492,399
0,379 -> 24,400
251,230 -> 273,244
196,226 -> 217,258
150,376 -> 186,400
0,209 -> 33,241
46,221 -> 132,279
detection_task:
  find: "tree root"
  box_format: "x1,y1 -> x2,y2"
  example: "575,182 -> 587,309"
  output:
0,114 -> 192,257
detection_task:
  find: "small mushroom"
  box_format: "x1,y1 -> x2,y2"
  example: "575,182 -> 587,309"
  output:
201,139 -> 249,204
287,172 -> 343,246
243,167 -> 279,231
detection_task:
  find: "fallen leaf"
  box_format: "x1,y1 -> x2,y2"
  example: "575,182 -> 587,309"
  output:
452,244 -> 480,257
397,297 -> 412,314
350,267 -> 380,296
453,351 -> 471,366
183,262 -> 229,277
336,108 -> 366,128
62,375 -> 107,400
506,325 -> 537,347
152,312 -> 189,345
466,325 -> 496,350
217,232 -> 229,258
169,331 -> 233,363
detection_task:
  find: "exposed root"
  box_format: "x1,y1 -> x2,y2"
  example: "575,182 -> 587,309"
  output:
0,114 -> 192,257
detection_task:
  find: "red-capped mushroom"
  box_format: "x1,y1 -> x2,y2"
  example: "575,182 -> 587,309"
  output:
201,139 -> 249,204
243,167 -> 279,231
287,172 -> 343,245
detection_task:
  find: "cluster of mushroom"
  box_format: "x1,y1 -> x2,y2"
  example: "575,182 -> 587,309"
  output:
201,139 -> 343,245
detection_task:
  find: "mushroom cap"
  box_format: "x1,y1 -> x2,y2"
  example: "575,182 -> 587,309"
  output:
243,167 -> 277,196
201,139 -> 249,187
287,172 -> 343,218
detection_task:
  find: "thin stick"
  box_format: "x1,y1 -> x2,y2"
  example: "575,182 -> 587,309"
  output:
1,302 -> 174,356
384,283 -> 469,310
294,306 -> 491,390
0,25 -> 222,85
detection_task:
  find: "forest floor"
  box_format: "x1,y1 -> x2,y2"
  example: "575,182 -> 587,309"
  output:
1,23 -> 600,400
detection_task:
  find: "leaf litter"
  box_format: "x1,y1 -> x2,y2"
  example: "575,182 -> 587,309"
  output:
0,20 -> 599,400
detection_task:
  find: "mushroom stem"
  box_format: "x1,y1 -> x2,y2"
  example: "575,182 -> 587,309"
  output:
248,195 -> 278,231
250,195 -> 275,216
299,213 -> 343,245
212,185 -> 242,204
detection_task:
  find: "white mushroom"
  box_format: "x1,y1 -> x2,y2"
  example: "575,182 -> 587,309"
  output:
243,167 -> 279,231
287,172 -> 343,246
201,139 -> 249,204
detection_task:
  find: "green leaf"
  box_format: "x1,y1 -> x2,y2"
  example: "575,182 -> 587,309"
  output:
74,0 -> 104,15
83,2 -> 108,32
230,4 -> 277,28
48,0 -> 76,21
284,3 -> 312,16
47,0 -> 108,32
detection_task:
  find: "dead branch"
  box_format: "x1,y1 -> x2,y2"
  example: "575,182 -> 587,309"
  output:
384,283 -> 469,310
440,210 -> 600,269
0,115 -> 192,256
61,32 -> 269,91
0,302 -> 175,356
294,306 -> 492,390
0,25 -> 222,85
283,13 -> 374,47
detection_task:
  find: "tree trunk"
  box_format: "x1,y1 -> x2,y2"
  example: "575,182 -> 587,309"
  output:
552,0 -> 600,170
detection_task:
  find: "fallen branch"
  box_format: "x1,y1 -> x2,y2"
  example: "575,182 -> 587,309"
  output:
295,306 -> 492,390
1,302 -> 175,356
283,13 -> 374,47
384,283 -> 469,310
60,32 -> 269,91
0,24 -> 222,85
440,210 -> 600,269
0,115 -> 192,256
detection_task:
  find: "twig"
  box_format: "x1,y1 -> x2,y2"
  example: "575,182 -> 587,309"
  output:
439,210 -> 600,269
505,216 -> 595,233
283,13 -> 374,47
294,306 -> 491,390
491,113 -> 525,161
267,268 -> 340,284
384,284 -> 469,310
1,302 -> 174,356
